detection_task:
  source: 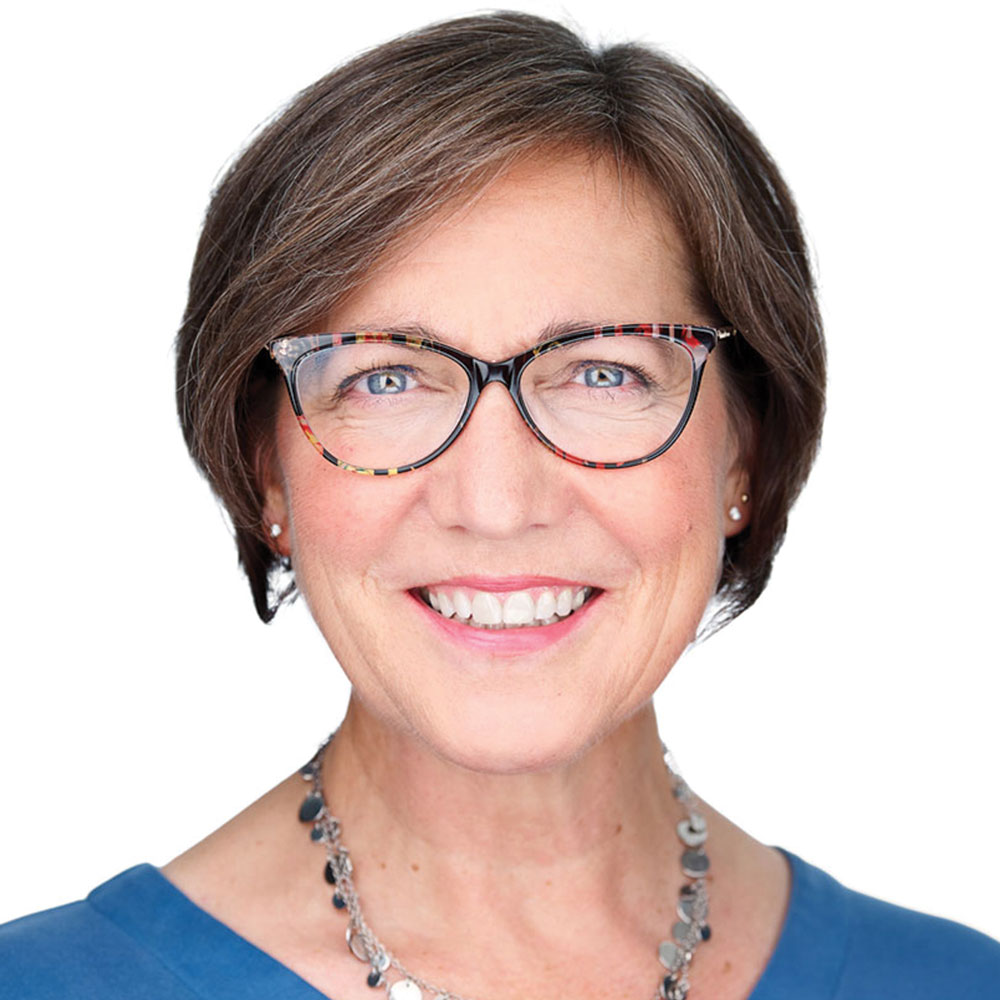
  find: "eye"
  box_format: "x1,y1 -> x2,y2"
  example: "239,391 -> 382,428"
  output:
362,369 -> 413,394
334,364 -> 419,398
580,365 -> 628,389
573,362 -> 651,391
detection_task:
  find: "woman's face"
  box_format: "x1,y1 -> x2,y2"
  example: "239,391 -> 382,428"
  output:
265,153 -> 748,773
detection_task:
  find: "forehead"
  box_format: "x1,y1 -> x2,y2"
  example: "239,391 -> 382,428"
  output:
324,152 -> 707,355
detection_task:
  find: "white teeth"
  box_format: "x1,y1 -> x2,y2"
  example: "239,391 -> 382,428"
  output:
452,590 -> 472,620
535,590 -> 557,619
421,584 -> 595,628
555,588 -> 573,617
471,591 -> 503,625
502,592 -> 536,625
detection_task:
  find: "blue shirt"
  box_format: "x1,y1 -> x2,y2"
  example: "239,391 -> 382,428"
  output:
2,848 -> 999,998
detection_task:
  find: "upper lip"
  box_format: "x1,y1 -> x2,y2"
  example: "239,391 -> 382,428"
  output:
415,575 -> 595,591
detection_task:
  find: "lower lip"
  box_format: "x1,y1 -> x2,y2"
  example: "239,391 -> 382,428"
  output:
407,589 -> 601,655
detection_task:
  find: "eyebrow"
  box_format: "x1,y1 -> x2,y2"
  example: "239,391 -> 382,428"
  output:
351,320 -> 607,351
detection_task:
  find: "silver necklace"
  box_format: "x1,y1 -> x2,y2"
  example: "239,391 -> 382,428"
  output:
298,732 -> 710,1000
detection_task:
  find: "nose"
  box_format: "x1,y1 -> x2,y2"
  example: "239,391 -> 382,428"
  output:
424,381 -> 567,538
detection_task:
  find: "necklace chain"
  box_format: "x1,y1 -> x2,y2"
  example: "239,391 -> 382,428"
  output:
298,732 -> 710,1000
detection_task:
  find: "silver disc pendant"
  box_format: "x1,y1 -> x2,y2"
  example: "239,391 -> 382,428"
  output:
681,849 -> 710,878
658,940 -> 684,971
673,920 -> 700,949
389,979 -> 424,1000
346,925 -> 369,962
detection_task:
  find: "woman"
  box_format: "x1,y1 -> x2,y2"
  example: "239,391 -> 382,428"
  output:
2,11 -> 997,1000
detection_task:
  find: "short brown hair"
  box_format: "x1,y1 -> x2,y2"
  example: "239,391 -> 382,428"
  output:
176,11 -> 825,627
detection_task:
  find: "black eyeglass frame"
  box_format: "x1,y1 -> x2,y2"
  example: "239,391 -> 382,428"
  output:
268,323 -> 735,476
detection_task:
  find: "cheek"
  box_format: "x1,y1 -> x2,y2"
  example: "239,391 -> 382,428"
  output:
282,469 -> 424,690
599,458 -> 723,561
580,421 -> 732,643
286,473 -> 403,592
274,410 -> 405,597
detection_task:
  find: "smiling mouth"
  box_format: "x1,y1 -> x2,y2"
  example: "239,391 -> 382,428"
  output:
414,584 -> 598,629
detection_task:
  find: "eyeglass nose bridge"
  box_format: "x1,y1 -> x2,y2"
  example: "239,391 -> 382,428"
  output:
465,356 -> 532,428
472,356 -> 519,390
448,354 -> 556,467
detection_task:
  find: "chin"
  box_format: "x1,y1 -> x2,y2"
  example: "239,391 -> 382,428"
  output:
404,693 -> 615,776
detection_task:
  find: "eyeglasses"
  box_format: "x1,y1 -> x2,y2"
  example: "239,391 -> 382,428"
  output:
268,323 -> 735,476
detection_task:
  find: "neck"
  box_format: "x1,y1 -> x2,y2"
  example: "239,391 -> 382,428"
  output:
315,694 -> 692,990
326,694 -> 678,863
165,694 -> 789,1000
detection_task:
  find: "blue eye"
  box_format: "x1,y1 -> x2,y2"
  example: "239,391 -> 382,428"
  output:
364,370 -> 411,394
333,362 -> 421,399
582,366 -> 626,388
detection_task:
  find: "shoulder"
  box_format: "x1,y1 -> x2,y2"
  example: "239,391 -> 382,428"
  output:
0,865 -> 202,999
836,872 -> 1000,994
764,849 -> 1000,1000
0,861 -> 327,1000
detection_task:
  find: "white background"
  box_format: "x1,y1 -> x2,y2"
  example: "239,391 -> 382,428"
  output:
2,0 -> 997,944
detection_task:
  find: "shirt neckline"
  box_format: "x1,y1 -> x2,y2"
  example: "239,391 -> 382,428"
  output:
86,846 -> 849,1000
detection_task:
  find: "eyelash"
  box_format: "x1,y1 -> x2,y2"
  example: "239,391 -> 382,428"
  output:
334,358 -> 657,400
337,364 -> 418,397
570,361 -> 653,389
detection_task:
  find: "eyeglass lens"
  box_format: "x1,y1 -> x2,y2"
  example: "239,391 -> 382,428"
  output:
293,336 -> 696,469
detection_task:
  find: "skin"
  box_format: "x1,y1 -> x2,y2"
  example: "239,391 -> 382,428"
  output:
164,153 -> 790,1000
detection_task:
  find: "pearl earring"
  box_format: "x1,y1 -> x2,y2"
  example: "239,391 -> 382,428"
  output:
269,523 -> 283,538
728,493 -> 750,522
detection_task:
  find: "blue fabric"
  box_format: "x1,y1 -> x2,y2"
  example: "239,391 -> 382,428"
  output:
2,848 -> 998,998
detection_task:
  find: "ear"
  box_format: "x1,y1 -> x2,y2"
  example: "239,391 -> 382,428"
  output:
723,478 -> 751,537
722,431 -> 752,539
262,479 -> 291,558
256,435 -> 292,559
